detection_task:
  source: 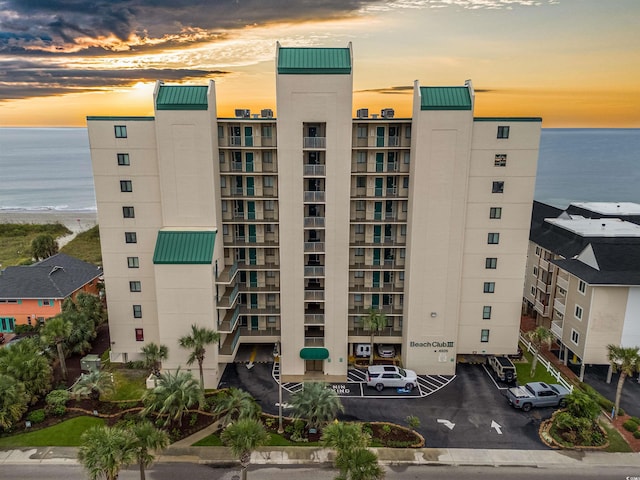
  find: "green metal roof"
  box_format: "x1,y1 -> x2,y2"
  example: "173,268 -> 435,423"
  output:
278,48 -> 351,75
299,347 -> 330,360
156,85 -> 208,111
420,87 -> 472,111
153,231 -> 216,264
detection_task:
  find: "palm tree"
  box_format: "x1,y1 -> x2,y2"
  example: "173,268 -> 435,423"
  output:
607,344 -> 640,418
129,420 -> 170,480
0,373 -> 29,431
334,447 -> 385,480
66,310 -> 97,355
290,381 -> 344,430
0,337 -> 52,404
321,421 -> 370,454
178,324 -> 220,391
40,315 -> 73,380
526,326 -> 553,376
74,292 -> 106,326
141,342 -> 169,375
362,308 -> 387,364
142,368 -> 203,427
213,387 -> 261,426
72,370 -> 115,401
31,234 -> 58,261
78,425 -> 136,480
221,418 -> 270,480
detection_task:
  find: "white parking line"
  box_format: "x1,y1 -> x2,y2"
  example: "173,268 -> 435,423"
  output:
482,364 -> 509,390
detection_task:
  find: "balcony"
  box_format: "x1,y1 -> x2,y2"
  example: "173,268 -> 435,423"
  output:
304,336 -> 325,347
304,191 -> 325,202
217,283 -> 240,308
215,262 -> 238,284
539,258 -> 550,271
556,275 -> 569,291
304,137 -> 326,149
553,298 -> 566,315
304,266 -> 325,277
551,320 -> 563,338
304,242 -> 324,253
304,217 -> 325,228
348,326 -> 402,337
387,137 -> 400,147
304,164 -> 326,176
537,279 -> 552,294
304,290 -> 325,301
534,300 -> 550,317
261,136 -> 276,147
304,314 -> 325,325
218,306 -> 240,333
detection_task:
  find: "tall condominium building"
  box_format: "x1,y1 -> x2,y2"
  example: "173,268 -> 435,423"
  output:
524,201 -> 640,380
88,43 -> 541,387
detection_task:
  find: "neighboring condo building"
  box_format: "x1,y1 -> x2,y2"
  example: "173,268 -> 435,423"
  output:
87,43 -> 541,387
524,201 -> 640,379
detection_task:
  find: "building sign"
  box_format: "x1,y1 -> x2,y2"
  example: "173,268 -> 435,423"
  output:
410,341 -> 454,348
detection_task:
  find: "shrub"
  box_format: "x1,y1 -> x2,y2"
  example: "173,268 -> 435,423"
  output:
50,404 -> 67,416
631,417 -> 640,425
405,415 -> 420,430
634,431 -> 640,440
565,391 -> 600,420
27,409 -> 46,424
380,424 -> 392,436
384,440 -> 416,448
623,419 -> 639,432
126,360 -> 145,370
46,389 -> 70,409
189,413 -> 198,427
362,423 -> 373,436
13,325 -> 35,335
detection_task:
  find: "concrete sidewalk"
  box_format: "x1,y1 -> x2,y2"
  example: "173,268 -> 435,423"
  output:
2,445 -> 640,468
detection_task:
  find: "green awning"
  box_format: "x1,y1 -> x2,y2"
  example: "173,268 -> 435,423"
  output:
299,347 -> 329,360
153,231 -> 216,264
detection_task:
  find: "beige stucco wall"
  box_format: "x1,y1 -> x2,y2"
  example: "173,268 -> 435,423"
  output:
583,286 -> 628,364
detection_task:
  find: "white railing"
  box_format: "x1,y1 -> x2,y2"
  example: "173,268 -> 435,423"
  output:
553,298 -> 566,315
518,332 -> 573,393
550,320 -> 563,338
556,275 -> 569,291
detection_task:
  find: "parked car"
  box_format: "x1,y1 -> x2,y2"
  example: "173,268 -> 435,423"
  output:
486,355 -> 517,383
355,343 -> 371,358
366,365 -> 417,392
377,344 -> 396,358
507,381 -> 570,412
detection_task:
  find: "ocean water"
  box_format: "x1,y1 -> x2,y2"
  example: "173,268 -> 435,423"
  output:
0,128 -> 638,212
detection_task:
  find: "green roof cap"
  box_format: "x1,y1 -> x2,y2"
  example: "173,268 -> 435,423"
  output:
278,47 -> 351,75
153,231 -> 216,264
299,347 -> 330,360
156,85 -> 208,111
420,86 -> 472,111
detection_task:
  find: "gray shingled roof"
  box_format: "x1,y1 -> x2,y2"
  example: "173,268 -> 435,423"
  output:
0,253 -> 102,299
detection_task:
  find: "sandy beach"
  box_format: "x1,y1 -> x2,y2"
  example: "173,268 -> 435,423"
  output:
0,211 -> 97,234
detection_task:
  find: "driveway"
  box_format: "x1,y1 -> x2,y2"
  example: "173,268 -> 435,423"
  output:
581,364 -> 640,417
218,362 -> 556,450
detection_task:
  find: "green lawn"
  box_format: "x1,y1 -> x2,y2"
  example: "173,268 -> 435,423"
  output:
0,417 -> 104,447
193,432 -> 319,447
0,223 -> 71,266
514,348 -> 561,385
601,420 -> 633,452
104,368 -> 148,401
60,225 -> 102,265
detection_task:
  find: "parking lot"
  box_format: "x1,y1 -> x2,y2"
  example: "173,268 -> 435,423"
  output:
219,361 -> 559,450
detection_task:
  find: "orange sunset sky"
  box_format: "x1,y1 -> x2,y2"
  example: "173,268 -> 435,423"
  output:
0,0 -> 638,128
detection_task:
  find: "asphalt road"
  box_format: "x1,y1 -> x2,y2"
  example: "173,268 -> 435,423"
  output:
582,364 -> 640,417
219,361 -> 557,450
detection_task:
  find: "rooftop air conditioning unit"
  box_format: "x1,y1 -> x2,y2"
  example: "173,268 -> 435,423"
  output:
381,108 -> 395,118
261,109 -> 274,118
234,109 -> 250,118
356,108 -> 369,118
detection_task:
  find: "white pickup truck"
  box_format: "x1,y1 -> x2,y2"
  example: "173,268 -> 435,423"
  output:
506,381 -> 570,412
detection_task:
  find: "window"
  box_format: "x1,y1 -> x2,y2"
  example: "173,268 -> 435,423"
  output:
483,306 -> 492,319
133,305 -> 142,318
218,125 -> 224,138
122,206 -> 135,218
481,329 -> 490,342
355,248 -> 364,256
571,329 -> 579,345
220,177 -> 226,188
120,180 -> 132,192
356,176 -> 366,188
263,151 -> 272,163
403,177 -> 409,189
41,299 -> 51,306
262,126 -> 272,138
483,282 -> 495,293
494,154 -> 507,166
263,176 -> 274,188
354,271 -> 364,278
405,126 -> 411,138
530,285 -> 536,296
129,281 -> 141,292
485,257 -> 497,269
125,232 -> 137,243
575,305 -> 583,320
497,126 -> 509,139
357,125 -> 367,138
492,181 -> 504,193
135,328 -> 144,341
355,200 -> 365,211
114,125 -> 127,138
404,152 -> 410,164
265,200 -> 274,211
127,256 -> 139,268
535,246 -> 541,256
219,152 -> 225,164
117,153 -> 130,166
357,151 -> 367,164
355,224 -> 364,234
354,294 -> 363,303
490,207 -> 502,219
533,266 -> 539,276
487,233 -> 500,244
578,280 -> 586,294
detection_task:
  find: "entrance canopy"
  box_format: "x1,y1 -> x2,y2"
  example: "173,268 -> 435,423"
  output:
299,347 -> 329,360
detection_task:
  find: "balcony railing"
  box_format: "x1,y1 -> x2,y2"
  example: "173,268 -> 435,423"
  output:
217,283 -> 240,308
551,320 -> 563,338
304,137 -> 326,149
218,306 -> 240,333
304,266 -> 325,277
304,191 -> 325,202
304,164 -> 326,176
534,300 -> 550,317
537,279 -> 552,294
304,242 -> 324,253
215,262 -> 238,284
304,314 -> 325,325
556,275 -> 569,291
304,336 -> 325,347
304,217 -> 325,228
348,326 -> 402,337
304,290 -> 325,301
229,136 -> 242,146
387,137 -> 400,147
553,298 -> 566,315
261,136 -> 275,147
